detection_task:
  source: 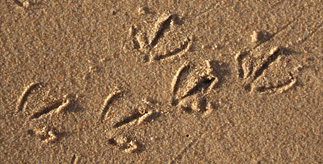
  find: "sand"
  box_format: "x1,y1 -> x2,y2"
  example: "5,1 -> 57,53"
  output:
0,0 -> 322,163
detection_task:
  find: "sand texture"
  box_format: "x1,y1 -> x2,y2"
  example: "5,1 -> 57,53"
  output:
0,0 -> 322,163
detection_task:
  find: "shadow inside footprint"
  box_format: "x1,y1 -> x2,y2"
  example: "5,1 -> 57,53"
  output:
209,60 -> 231,88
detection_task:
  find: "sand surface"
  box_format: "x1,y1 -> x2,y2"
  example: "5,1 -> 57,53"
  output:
0,1 -> 322,163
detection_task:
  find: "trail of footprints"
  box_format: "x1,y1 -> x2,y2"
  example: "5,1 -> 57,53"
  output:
14,12 -> 301,158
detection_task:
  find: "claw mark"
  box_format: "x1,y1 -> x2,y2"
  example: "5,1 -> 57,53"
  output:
100,88 -> 122,122
171,61 -> 190,96
30,99 -> 63,119
16,82 -> 40,112
149,14 -> 173,47
153,37 -> 192,61
129,25 -> 148,50
71,155 -> 76,164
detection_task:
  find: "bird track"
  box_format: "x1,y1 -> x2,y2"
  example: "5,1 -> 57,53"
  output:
235,46 -> 298,93
128,14 -> 193,63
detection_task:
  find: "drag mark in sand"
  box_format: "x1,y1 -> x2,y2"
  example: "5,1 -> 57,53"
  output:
168,132 -> 210,164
